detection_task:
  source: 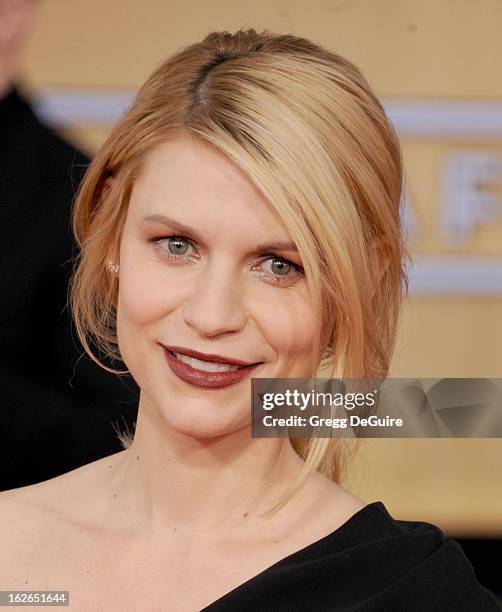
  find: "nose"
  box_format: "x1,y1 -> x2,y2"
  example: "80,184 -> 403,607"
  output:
182,259 -> 247,337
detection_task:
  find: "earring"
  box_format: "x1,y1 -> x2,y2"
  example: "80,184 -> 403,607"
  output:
107,259 -> 119,274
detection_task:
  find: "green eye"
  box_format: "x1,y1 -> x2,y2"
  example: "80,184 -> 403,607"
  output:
166,236 -> 191,256
270,258 -> 291,276
151,234 -> 304,286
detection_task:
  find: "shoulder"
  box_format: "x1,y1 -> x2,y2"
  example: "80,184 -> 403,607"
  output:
263,484 -> 501,611
30,96 -> 90,169
0,450 -> 123,521
6,87 -> 90,167
275,469 -> 367,544
0,483 -> 63,586
301,470 -> 367,517
358,521 -> 502,610
12,88 -> 90,194
329,502 -> 502,611
0,453 -> 122,582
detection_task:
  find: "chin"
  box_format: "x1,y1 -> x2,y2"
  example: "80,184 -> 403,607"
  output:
155,397 -> 250,441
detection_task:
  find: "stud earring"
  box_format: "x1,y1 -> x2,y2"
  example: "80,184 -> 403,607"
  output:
106,259 -> 119,274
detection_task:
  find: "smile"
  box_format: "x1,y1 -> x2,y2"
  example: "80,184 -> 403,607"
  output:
163,347 -> 263,389
170,350 -> 243,372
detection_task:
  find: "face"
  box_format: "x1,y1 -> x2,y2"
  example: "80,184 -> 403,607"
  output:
116,135 -> 316,439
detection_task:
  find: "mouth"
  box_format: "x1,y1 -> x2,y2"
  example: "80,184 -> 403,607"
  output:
163,347 -> 264,389
167,349 -> 260,372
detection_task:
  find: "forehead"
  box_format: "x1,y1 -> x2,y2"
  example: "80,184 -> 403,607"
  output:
128,136 -> 292,241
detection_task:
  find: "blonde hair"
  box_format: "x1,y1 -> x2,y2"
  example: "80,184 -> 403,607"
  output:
69,27 -> 410,517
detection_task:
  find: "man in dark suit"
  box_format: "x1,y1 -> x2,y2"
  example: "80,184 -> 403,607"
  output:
0,0 -> 139,491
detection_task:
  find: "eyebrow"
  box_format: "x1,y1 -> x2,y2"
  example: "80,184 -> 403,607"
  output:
142,214 -> 299,253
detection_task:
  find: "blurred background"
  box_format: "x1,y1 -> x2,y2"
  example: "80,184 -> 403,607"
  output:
4,0 -> 502,601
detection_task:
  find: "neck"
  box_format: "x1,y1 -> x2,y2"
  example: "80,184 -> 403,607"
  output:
108,394 -> 305,540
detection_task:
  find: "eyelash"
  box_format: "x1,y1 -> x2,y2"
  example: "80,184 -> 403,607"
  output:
150,235 -> 305,287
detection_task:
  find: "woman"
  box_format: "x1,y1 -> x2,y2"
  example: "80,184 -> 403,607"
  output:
1,28 -> 500,611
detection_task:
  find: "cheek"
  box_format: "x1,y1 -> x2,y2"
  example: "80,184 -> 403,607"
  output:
115,264 -> 182,376
261,291 -> 316,359
118,267 -> 167,327
117,258 -> 189,329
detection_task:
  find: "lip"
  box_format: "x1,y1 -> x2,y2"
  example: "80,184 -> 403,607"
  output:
163,347 -> 263,389
163,345 -> 259,367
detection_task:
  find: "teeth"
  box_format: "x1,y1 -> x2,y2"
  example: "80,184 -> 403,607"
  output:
173,352 -> 241,372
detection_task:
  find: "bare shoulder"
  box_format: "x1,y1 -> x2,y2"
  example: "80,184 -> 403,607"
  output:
292,470 -> 368,536
0,452 -> 125,585
0,480 -> 67,587
0,482 -> 61,545
0,450 -> 123,520
304,468 -> 366,511
265,468 -> 368,557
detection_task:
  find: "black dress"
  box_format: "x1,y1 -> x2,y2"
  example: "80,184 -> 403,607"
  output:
201,501 -> 501,611
0,87 -> 139,491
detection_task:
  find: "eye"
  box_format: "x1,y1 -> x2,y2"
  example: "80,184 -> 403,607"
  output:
153,235 -> 198,261
150,234 -> 304,286
257,256 -> 305,286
